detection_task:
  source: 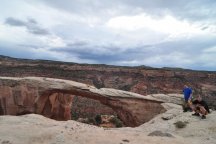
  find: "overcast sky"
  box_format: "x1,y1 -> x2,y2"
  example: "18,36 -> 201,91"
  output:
0,0 -> 216,71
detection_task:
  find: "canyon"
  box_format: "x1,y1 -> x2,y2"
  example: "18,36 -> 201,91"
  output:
0,56 -> 216,144
0,55 -> 216,108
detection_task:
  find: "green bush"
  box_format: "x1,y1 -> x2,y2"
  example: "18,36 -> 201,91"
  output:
71,111 -> 79,120
174,121 -> 188,128
95,114 -> 102,125
110,117 -> 123,128
88,118 -> 96,125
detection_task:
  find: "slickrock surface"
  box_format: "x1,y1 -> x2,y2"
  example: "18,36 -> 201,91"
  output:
0,104 -> 215,144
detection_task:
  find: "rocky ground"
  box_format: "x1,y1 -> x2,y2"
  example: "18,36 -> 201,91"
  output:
0,103 -> 215,144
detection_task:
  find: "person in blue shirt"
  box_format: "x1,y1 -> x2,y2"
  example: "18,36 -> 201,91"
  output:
182,85 -> 193,112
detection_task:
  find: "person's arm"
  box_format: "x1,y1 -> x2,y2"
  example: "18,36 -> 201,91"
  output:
192,100 -> 198,104
188,89 -> 192,101
202,101 -> 210,113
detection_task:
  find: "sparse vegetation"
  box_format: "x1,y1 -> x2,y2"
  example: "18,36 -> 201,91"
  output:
72,113 -> 124,128
148,130 -> 174,137
174,121 -> 188,128
71,111 -> 79,120
122,139 -> 130,142
95,114 -> 102,125
88,118 -> 96,125
110,116 -> 123,128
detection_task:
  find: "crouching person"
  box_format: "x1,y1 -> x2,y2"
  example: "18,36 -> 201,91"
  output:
192,95 -> 210,119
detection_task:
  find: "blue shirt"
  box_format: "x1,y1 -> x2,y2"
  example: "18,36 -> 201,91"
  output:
183,87 -> 192,101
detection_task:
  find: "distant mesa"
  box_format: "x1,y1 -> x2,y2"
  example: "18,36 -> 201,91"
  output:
0,54 -> 215,109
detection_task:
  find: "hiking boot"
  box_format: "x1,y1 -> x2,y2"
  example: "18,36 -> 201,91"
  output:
183,108 -> 188,112
192,113 -> 200,116
188,109 -> 193,112
201,115 -> 206,119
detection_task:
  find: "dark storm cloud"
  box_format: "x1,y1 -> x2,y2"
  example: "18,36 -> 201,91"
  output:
5,17 -> 26,26
67,41 -> 88,47
0,43 -> 33,59
18,44 -> 41,49
27,18 -> 37,24
5,17 -> 49,35
28,26 -> 49,35
1,0 -> 216,71
49,33 -> 216,70
51,43 -> 155,64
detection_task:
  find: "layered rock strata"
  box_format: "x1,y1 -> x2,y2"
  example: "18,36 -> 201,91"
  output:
0,77 -> 168,126
0,56 -> 215,108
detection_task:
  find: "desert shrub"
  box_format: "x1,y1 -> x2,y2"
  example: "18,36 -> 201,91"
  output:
148,130 -> 174,137
174,121 -> 188,128
16,111 -> 32,116
77,118 -> 89,124
71,111 -> 79,120
88,117 -> 96,125
95,114 -> 102,125
110,117 -> 123,128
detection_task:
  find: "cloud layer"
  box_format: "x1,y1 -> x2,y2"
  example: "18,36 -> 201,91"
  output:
5,17 -> 49,35
0,0 -> 216,71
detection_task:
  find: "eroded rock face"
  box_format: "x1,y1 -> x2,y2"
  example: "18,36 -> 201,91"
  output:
0,77 -> 166,127
0,56 -> 215,108
70,95 -> 117,119
39,93 -> 73,121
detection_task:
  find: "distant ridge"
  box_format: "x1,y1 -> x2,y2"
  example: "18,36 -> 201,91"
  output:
162,67 -> 193,71
0,54 -> 216,108
0,54 -> 214,72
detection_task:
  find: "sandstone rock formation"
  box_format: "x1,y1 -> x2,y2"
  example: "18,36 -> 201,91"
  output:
0,77 -> 167,127
70,95 -> 117,120
0,104 -> 215,144
0,55 -> 215,108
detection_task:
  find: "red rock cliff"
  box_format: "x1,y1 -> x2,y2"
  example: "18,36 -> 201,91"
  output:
0,77 -> 166,127
0,55 -> 216,107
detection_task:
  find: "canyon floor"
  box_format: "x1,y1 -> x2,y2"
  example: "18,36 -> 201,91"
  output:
0,103 -> 215,144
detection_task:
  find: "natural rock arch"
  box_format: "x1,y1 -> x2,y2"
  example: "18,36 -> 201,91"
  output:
0,77 -> 166,127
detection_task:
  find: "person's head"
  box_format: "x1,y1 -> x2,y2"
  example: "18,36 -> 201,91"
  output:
184,85 -> 188,88
197,95 -> 202,101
